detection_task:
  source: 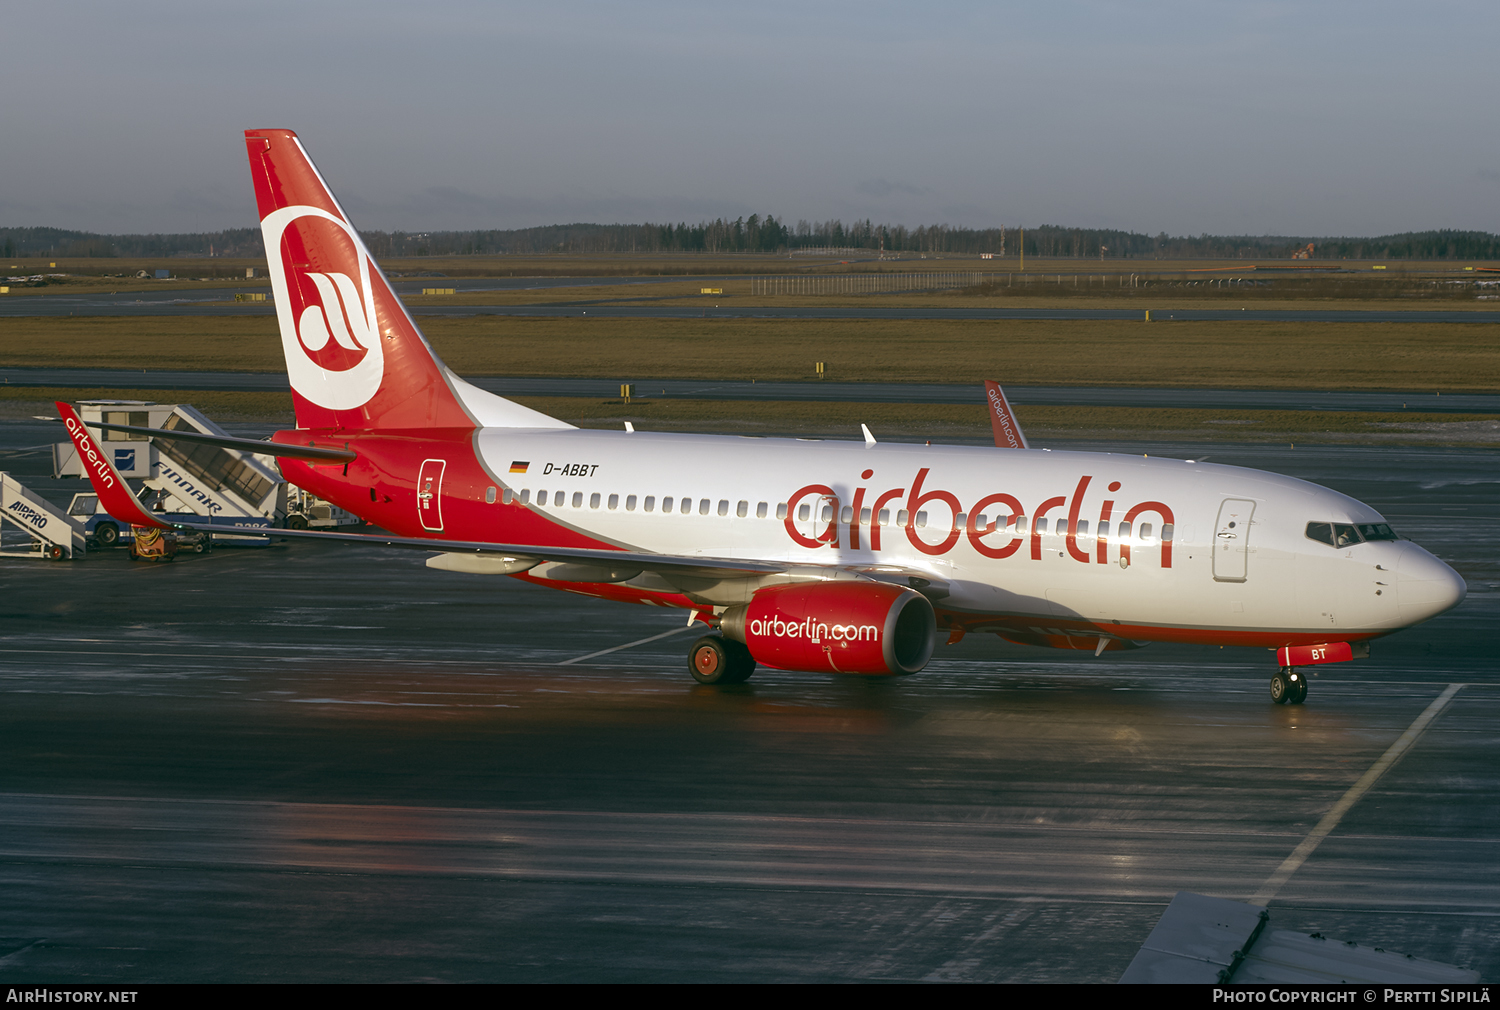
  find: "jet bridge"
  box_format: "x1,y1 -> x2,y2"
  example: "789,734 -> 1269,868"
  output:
0,471 -> 86,560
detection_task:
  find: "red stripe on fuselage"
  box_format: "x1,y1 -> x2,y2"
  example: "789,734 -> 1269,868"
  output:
272,427 -> 625,550
935,609 -> 1387,649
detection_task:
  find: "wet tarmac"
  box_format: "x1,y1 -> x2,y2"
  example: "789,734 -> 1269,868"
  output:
0,423 -> 1495,982
5,367 -> 1497,416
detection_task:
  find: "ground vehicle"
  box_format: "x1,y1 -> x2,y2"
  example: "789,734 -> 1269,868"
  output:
57,129 -> 1467,701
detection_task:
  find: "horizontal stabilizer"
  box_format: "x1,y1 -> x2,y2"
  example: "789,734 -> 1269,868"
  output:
51,418 -> 357,462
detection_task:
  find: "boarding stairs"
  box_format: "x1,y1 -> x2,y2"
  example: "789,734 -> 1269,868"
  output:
0,471 -> 85,560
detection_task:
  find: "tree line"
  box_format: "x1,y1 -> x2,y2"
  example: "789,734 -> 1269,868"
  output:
4,222 -> 1499,261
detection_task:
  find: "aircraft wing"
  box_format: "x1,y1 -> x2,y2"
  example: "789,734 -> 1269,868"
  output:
169,518 -> 789,580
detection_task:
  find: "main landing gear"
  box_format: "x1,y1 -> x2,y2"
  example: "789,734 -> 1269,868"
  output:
1270,667 -> 1308,705
689,635 -> 756,685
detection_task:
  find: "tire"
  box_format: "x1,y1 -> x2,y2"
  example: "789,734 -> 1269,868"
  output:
721,638 -> 757,684
1287,671 -> 1308,705
286,514 -> 310,531
95,523 -> 120,548
690,636 -> 737,685
1270,669 -> 1291,705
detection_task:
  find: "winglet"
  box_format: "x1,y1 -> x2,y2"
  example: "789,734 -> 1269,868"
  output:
983,381 -> 1028,449
54,401 -> 170,529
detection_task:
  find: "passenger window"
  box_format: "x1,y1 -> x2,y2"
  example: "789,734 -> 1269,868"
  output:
840,506 -> 853,523
718,499 -> 729,517
757,502 -> 768,519
684,499 -> 695,515
590,493 -> 601,509
897,509 -> 909,527
537,490 -> 548,506
520,489 -> 531,505
1076,520 -> 1089,537
572,492 -> 584,508
1035,518 -> 1048,534
798,503 -> 810,521
975,513 -> 988,531
916,511 -> 928,528
877,508 -> 890,526
486,486 -> 498,504
737,501 -> 748,518
1139,522 -> 1153,541
860,507 -> 871,525
1117,521 -> 1131,539
955,512 -> 967,528
820,504 -> 833,523
699,499 -> 710,515
607,494 -> 618,510
499,488 -> 511,505
625,495 -> 636,511
1161,523 -> 1173,542
645,496 -> 656,512
1014,515 -> 1027,534
776,503 -> 788,520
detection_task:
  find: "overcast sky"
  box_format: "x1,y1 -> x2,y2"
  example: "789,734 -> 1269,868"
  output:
2,1 -> 1495,236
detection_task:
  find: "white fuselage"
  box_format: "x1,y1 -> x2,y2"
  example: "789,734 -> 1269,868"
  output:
469,428 -> 1463,643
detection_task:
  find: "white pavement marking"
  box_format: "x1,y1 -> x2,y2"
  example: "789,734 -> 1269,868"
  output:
1250,682 -> 1466,905
557,625 -> 697,666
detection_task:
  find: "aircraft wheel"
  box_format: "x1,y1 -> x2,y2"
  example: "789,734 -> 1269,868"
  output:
689,636 -> 748,685
721,638 -> 756,684
95,523 -> 119,548
1270,668 -> 1292,705
1287,669 -> 1308,705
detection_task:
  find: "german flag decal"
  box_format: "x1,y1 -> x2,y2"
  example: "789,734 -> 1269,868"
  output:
509,461 -> 530,474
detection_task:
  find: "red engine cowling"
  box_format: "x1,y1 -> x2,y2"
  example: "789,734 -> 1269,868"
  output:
720,582 -> 936,675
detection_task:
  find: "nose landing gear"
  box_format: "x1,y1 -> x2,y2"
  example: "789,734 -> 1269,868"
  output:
1270,667 -> 1308,705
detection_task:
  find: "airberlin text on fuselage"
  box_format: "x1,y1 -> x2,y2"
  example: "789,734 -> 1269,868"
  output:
63,418 -> 116,490
783,467 -> 1176,567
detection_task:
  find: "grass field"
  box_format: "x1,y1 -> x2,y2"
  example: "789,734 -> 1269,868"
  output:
3,316 -> 1494,393
3,387 -> 1494,445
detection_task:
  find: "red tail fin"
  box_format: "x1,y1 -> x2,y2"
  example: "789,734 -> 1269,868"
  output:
245,129 -> 568,433
55,401 -> 171,529
983,380 -> 1029,449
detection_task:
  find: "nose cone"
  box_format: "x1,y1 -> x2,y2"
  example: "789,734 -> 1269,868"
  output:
1395,544 -> 1467,625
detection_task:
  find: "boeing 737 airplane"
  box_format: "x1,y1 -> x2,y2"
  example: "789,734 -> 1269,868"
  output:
57,129 -> 1468,702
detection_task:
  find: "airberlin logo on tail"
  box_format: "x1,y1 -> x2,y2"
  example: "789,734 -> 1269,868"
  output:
261,205 -> 386,410
297,271 -> 375,367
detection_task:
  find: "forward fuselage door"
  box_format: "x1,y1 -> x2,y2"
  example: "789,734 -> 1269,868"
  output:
1212,498 -> 1255,582
418,458 -> 447,531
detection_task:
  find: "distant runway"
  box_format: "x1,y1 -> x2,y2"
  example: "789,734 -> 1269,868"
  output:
5,366 -> 1499,415
0,423 -> 1495,982
3,285 -> 1499,323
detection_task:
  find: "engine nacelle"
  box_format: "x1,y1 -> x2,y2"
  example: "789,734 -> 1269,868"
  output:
720,581 -> 936,675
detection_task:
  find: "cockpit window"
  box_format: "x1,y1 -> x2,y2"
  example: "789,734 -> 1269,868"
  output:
1306,521 -> 1398,548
